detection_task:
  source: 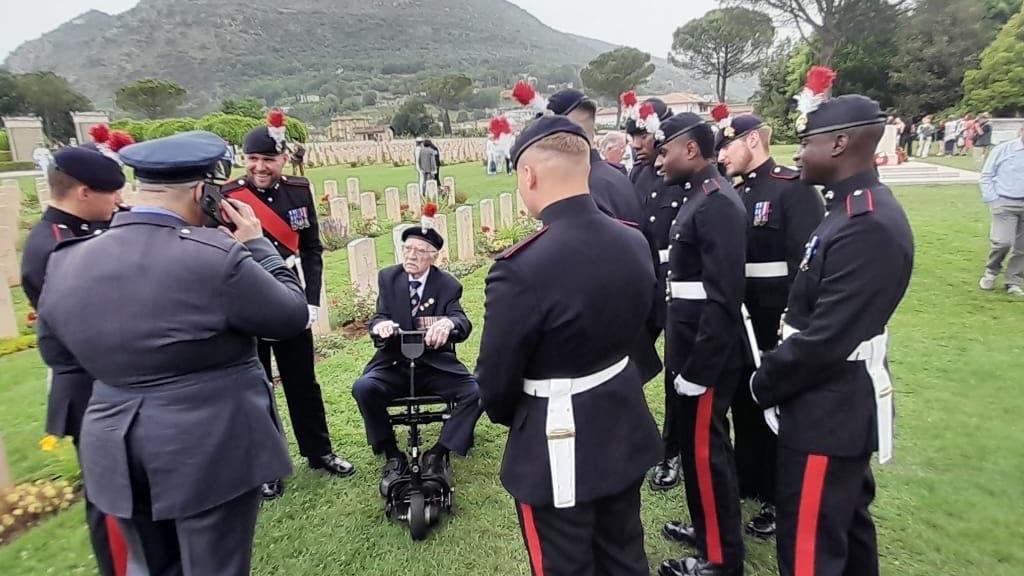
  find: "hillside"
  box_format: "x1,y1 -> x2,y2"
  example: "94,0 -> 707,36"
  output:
4,0 -> 754,114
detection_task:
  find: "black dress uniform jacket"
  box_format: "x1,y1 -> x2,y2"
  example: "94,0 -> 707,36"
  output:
589,149 -> 643,224
665,165 -> 748,386
36,211 -> 307,520
477,194 -> 662,508
222,175 -> 323,305
366,264 -> 472,375
740,159 -> 825,345
752,170 -> 914,457
21,207 -> 100,437
631,162 -> 686,330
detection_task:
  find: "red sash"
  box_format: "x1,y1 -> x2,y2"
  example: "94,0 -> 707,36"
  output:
228,187 -> 301,254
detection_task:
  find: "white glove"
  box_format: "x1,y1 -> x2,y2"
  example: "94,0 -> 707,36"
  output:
306,305 -> 319,329
764,407 -> 780,435
674,374 -> 708,397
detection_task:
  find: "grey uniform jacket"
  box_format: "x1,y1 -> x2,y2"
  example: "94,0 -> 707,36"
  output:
36,211 -> 309,520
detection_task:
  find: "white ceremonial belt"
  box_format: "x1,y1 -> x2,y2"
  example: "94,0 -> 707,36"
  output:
658,249 -> 670,265
780,323 -> 894,465
668,282 -> 707,300
741,304 -> 761,369
287,256 -> 306,289
523,356 -> 630,509
745,261 -> 788,278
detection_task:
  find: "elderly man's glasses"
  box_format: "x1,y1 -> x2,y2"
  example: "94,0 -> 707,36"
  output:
402,245 -> 437,257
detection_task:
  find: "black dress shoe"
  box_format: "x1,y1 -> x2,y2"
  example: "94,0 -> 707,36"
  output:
659,557 -> 743,576
650,456 -> 681,491
260,480 -> 285,501
309,453 -> 356,478
662,521 -> 698,547
379,456 -> 408,497
745,503 -> 776,538
422,452 -> 452,483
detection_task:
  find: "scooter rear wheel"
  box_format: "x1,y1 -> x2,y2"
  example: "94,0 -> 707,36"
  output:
409,492 -> 428,541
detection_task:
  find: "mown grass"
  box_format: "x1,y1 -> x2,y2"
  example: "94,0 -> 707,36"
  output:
1,175 -> 1021,575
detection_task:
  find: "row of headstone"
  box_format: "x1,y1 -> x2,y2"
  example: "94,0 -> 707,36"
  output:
303,138 -> 487,169
1,180 -> 21,338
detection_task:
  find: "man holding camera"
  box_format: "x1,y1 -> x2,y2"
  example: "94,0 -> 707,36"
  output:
221,112 -> 355,500
352,209 -> 482,495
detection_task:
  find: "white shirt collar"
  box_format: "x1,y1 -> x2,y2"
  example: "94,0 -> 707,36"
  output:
408,267 -> 430,293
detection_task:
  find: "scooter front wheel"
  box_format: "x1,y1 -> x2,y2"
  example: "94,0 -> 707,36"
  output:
409,491 -> 428,541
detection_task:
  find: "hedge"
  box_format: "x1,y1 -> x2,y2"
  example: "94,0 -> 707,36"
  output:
0,130 -> 9,151
0,151 -> 10,162
0,161 -> 36,172
109,114 -> 309,145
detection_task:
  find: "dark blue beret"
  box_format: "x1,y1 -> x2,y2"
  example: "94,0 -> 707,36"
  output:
52,147 -> 125,192
402,226 -> 444,250
625,98 -> 673,135
799,94 -> 886,138
655,112 -> 705,148
510,115 -> 589,169
717,114 -> 764,150
120,131 -> 227,183
243,126 -> 288,155
547,89 -> 597,116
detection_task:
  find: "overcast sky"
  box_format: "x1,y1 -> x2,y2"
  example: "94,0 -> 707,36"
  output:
0,0 -> 720,61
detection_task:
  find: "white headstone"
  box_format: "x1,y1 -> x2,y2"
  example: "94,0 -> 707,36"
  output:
385,187 -> 401,222
479,199 -> 496,233
35,177 -> 51,209
0,278 -> 16,338
434,213 -> 450,266
360,192 -> 378,222
347,238 -> 379,298
0,180 -> 22,286
346,177 -> 360,205
392,224 -> 415,265
499,193 -> 514,229
443,176 -> 456,206
323,179 -> 339,200
407,184 -> 422,219
425,180 -> 439,204
329,197 -> 350,229
455,206 -> 475,261
0,435 -> 12,491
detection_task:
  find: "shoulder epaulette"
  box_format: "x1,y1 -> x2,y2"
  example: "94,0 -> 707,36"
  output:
51,233 -> 98,253
770,165 -> 800,180
496,226 -> 549,260
220,178 -> 248,194
177,227 -> 234,253
846,188 -> 875,218
702,178 -> 720,196
280,175 -> 311,189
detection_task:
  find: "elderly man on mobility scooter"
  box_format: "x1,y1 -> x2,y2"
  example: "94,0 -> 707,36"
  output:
352,204 -> 484,503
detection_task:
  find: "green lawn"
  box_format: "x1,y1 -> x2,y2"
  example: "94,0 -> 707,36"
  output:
919,153 -> 985,173
2,177 -> 1023,575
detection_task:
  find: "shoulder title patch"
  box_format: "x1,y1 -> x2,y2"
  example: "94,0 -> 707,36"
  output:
846,189 -> 875,218
497,226 -> 549,260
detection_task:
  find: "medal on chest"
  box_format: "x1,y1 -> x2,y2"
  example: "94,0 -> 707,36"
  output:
753,201 -> 772,227
799,235 -> 820,271
287,207 -> 310,230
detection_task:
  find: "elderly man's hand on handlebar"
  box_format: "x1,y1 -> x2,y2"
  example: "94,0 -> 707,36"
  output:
424,318 -> 455,349
372,321 -> 399,340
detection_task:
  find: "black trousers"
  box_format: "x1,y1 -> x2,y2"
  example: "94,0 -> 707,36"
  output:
73,436 -> 123,576
776,447 -> 879,576
258,329 -> 333,458
653,325 -> 682,459
352,363 -> 482,456
515,481 -> 649,576
677,373 -> 744,567
117,489 -> 261,576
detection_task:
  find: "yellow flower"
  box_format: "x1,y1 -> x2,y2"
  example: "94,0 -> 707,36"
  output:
27,503 -> 42,514
11,508 -> 24,517
1,514 -> 14,526
59,502 -> 70,510
38,435 -> 59,452
63,492 -> 75,502
4,493 -> 18,505
41,486 -> 57,499
62,486 -> 74,495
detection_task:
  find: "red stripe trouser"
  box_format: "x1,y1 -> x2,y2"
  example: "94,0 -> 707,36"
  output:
776,447 -> 879,576
515,480 -> 648,576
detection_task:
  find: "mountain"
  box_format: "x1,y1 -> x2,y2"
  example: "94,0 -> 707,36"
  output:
4,0 -> 755,116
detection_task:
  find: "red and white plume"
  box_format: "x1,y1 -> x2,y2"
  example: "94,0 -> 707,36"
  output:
89,124 -> 111,145
637,102 -> 662,137
512,80 -> 547,113
267,109 -> 288,152
421,202 -> 438,234
794,66 -> 837,117
620,90 -> 639,122
107,131 -> 135,153
489,116 -> 512,139
711,103 -> 732,129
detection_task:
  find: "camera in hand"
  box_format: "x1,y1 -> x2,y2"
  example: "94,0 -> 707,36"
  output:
200,182 -> 234,230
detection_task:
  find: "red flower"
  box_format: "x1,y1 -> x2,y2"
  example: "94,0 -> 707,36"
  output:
321,193 -> 330,203
107,131 -> 135,152
711,103 -> 730,123
481,225 -> 492,233
805,66 -> 837,95
512,80 -> 537,106
423,203 -> 438,217
400,203 -> 409,211
620,90 -> 638,108
638,102 -> 656,120
89,124 -> 110,144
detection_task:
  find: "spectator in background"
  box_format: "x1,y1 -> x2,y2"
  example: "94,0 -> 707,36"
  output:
898,117 -> 914,157
416,138 -> 440,194
600,131 -> 629,175
32,142 -> 53,173
290,143 -> 306,177
943,116 -> 959,156
974,113 -> 994,165
963,114 -> 978,155
917,115 -> 936,158
978,125 -> 1024,297
955,115 -> 968,155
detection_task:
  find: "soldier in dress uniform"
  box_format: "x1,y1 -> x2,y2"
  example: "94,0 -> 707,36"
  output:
750,71 -> 914,576
221,112 -> 355,500
626,97 -> 687,490
716,113 -> 824,538
655,113 -> 747,576
547,88 -> 643,223
20,145 -> 127,576
476,116 -> 662,576
35,131 -> 307,575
